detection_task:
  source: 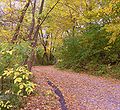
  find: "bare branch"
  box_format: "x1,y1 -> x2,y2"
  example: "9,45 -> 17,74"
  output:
39,0 -> 60,26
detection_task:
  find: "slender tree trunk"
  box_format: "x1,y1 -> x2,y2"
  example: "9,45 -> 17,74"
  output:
27,0 -> 60,70
28,0 -> 36,40
49,33 -> 53,61
11,0 -> 31,43
32,0 -> 44,47
27,0 -> 45,71
27,49 -> 35,71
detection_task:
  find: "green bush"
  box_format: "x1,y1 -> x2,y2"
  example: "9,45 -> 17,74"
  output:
0,41 -> 35,109
56,24 -> 120,78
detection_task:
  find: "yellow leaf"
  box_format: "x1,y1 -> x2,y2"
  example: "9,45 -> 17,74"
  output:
14,78 -> 22,83
19,84 -> 24,89
17,90 -> 22,95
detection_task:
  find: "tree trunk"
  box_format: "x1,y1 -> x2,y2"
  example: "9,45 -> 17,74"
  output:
27,0 -> 45,71
28,0 -> 36,40
11,0 -> 31,43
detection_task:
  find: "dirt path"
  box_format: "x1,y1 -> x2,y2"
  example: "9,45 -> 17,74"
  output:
23,66 -> 120,110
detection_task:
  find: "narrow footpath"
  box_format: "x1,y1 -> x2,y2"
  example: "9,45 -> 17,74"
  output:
22,66 -> 120,110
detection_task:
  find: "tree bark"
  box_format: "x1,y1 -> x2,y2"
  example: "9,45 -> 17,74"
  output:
28,0 -> 60,71
11,0 -> 31,43
28,0 -> 45,71
28,0 -> 36,40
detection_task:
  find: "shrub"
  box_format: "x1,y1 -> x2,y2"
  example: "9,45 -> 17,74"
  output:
0,41 -> 35,109
56,23 -> 120,78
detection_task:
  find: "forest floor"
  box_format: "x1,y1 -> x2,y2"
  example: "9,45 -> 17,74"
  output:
21,66 -> 120,110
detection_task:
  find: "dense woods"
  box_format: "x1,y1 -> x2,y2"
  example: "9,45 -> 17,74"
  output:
0,0 -> 120,109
